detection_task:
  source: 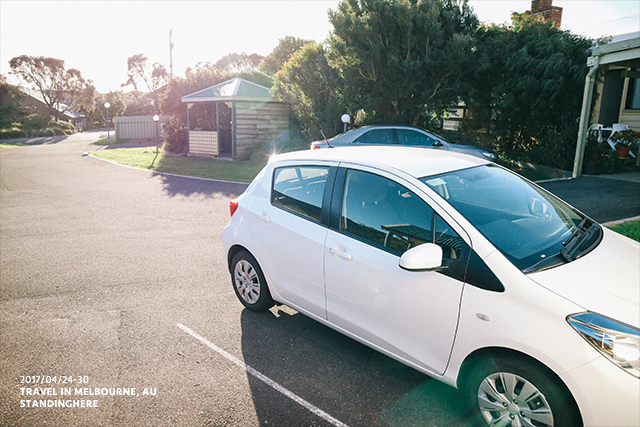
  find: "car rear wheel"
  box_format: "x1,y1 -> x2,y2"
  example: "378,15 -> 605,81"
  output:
230,250 -> 274,312
464,354 -> 582,427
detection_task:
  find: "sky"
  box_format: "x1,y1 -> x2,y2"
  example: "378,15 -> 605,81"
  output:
1,0 -> 638,94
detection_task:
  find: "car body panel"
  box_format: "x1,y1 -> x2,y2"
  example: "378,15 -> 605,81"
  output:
560,353 -> 640,426
528,229 -> 640,328
249,195 -> 329,318
325,228 -> 465,375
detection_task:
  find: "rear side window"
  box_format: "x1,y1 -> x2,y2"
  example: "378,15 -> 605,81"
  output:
353,129 -> 394,144
272,166 -> 330,221
396,129 -> 437,146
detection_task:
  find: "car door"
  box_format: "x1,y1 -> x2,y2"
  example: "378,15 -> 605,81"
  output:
324,167 -> 470,375
250,163 -> 334,318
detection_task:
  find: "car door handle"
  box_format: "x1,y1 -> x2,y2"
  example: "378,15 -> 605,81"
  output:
328,245 -> 352,260
257,212 -> 271,223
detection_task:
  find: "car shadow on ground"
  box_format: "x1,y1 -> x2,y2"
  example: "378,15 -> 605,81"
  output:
1,135 -> 70,145
240,307 -> 483,427
153,172 -> 248,199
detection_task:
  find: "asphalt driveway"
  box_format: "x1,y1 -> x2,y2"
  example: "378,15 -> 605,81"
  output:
538,173 -> 640,224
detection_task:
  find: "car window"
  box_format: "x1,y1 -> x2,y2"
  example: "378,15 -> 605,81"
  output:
396,129 -> 437,146
421,165 -> 588,271
353,129 -> 394,145
339,169 -> 462,257
272,166 -> 329,221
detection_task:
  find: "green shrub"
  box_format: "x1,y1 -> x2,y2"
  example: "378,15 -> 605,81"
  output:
0,127 -> 24,139
0,115 -> 77,139
22,114 -> 55,130
163,116 -> 189,154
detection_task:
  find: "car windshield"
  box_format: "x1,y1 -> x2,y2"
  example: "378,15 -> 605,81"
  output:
420,165 -> 601,272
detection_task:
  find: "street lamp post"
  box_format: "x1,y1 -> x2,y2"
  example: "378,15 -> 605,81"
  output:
151,101 -> 160,155
104,102 -> 111,142
341,114 -> 350,133
153,114 -> 160,155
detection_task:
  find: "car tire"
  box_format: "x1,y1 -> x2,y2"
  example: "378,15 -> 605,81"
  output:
463,354 -> 582,427
230,250 -> 274,312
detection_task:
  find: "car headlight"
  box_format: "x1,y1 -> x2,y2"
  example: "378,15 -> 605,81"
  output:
567,312 -> 640,378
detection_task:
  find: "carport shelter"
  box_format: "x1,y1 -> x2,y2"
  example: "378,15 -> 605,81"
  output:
181,78 -> 289,159
572,37 -> 640,177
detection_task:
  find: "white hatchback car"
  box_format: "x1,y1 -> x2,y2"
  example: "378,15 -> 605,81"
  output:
222,146 -> 639,426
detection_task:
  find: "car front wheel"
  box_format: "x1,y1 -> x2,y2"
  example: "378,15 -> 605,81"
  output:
464,354 -> 582,427
230,250 -> 274,312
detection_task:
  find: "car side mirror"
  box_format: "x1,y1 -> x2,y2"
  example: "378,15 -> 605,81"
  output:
433,141 -> 444,147
399,243 -> 443,271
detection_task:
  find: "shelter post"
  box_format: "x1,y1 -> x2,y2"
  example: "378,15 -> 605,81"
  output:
231,102 -> 237,159
572,56 -> 600,178
216,103 -> 220,151
187,103 -> 193,131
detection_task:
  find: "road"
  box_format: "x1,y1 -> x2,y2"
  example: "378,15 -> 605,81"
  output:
0,132 -> 479,427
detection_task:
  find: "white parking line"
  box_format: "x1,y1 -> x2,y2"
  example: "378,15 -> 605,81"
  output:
177,323 -> 349,427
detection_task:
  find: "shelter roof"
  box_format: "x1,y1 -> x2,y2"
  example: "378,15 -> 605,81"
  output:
589,36 -> 640,68
181,78 -> 276,103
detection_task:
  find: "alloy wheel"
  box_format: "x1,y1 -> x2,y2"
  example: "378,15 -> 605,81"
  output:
477,371 -> 554,426
234,260 -> 260,304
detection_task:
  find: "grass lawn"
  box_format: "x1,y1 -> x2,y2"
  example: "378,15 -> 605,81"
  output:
607,220 -> 640,242
93,138 -> 129,146
90,146 -> 268,183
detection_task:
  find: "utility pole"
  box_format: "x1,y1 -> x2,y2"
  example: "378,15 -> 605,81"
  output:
169,27 -> 174,79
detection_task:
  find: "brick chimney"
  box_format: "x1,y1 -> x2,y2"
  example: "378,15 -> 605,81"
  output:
526,0 -> 563,28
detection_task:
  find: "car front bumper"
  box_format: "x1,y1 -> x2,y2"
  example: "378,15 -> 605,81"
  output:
561,354 -> 639,426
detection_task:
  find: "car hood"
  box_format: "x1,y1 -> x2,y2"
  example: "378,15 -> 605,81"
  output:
528,228 -> 640,327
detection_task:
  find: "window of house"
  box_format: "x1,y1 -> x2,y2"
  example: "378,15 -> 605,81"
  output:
625,73 -> 640,110
272,166 -> 329,221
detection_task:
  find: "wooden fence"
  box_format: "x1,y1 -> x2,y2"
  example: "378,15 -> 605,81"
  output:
235,102 -> 289,158
114,115 -> 172,141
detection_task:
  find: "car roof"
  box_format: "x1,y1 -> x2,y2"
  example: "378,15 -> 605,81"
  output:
270,146 -> 489,178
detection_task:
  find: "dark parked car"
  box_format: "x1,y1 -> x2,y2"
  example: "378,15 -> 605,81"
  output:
310,125 -> 496,160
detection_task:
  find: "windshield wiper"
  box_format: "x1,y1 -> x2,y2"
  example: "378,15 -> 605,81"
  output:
523,218 -> 600,274
561,218 -> 598,262
522,253 -> 566,274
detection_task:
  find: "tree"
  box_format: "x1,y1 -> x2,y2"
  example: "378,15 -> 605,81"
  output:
122,53 -> 169,92
261,36 -> 312,75
9,55 -> 95,114
0,74 -> 27,126
122,91 -> 155,116
215,52 -> 264,73
326,0 -> 478,126
93,91 -> 126,127
469,13 -> 593,168
274,42 -> 346,139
